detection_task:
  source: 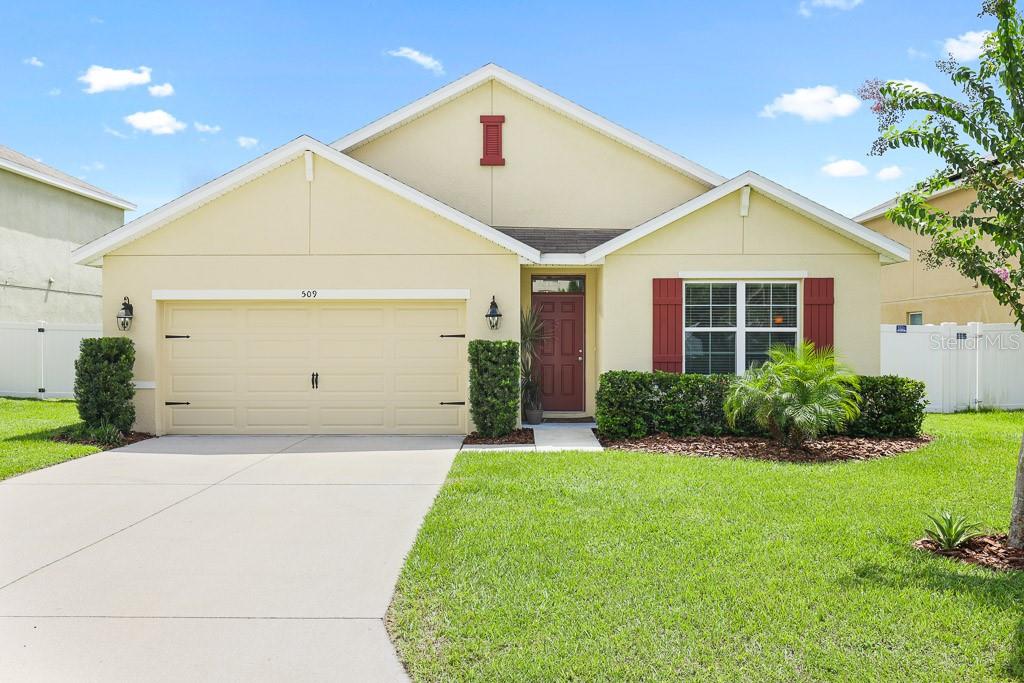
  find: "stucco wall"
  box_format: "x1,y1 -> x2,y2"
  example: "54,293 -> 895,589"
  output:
600,190 -> 882,375
348,81 -> 709,229
103,157 -> 521,433
0,168 -> 124,324
867,188 -> 1015,324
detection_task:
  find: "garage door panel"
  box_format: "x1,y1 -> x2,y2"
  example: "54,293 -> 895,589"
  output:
162,300 -> 466,435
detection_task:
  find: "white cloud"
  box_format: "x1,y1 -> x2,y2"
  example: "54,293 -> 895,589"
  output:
124,109 -> 186,135
907,47 -> 929,60
148,82 -> 174,97
798,0 -> 862,17
103,125 -> 128,139
48,88 -> 61,96
194,121 -> 221,134
876,165 -> 904,181
760,85 -> 860,122
23,56 -> 44,67
236,136 -> 259,148
386,47 -> 444,75
821,159 -> 869,177
89,16 -> 104,24
888,79 -> 933,93
945,30 -> 991,61
81,161 -> 105,172
79,65 -> 151,94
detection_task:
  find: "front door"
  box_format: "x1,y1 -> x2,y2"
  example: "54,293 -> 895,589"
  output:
532,290 -> 585,412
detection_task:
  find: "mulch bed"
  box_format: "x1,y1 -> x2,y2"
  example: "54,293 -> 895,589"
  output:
596,432 -> 931,463
463,428 -> 535,446
915,534 -> 1024,572
52,431 -> 155,448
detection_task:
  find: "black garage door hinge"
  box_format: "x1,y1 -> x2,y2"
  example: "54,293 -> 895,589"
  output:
439,401 -> 465,406
164,401 -> 191,406
439,333 -> 466,338
164,334 -> 190,339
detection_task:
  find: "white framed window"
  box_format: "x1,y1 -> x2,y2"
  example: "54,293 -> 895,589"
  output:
683,281 -> 800,375
907,311 -> 924,326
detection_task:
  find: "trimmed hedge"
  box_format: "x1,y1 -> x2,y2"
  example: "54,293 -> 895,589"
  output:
468,340 -> 520,438
846,375 -> 927,438
596,370 -> 926,440
74,337 -> 136,433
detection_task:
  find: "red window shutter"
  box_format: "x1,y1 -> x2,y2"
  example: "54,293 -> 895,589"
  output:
480,115 -> 505,166
803,277 -> 834,350
652,278 -> 683,373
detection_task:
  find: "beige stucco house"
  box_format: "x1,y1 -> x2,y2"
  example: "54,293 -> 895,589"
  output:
74,64 -> 909,435
856,187 -> 1017,325
1,145 -> 133,324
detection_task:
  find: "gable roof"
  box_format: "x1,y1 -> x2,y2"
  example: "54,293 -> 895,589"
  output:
0,145 -> 135,210
331,63 -> 726,188
72,135 -> 541,266
853,183 -> 964,223
585,171 -> 911,265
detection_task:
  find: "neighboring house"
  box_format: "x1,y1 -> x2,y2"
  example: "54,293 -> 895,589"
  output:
73,64 -> 908,436
856,186 -> 1016,325
0,145 -> 134,324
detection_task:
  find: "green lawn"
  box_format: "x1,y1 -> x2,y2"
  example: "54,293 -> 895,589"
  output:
391,412 -> 1024,682
0,398 -> 98,480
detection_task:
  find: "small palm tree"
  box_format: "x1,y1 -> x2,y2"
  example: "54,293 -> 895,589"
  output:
520,308 -> 549,413
725,341 -> 861,449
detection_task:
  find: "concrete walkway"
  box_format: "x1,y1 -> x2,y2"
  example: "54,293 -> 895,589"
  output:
0,435 -> 460,682
462,422 -> 603,452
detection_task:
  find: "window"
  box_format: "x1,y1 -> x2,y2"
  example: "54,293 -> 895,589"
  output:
532,276 -> 585,294
683,281 -> 799,375
907,311 -> 924,326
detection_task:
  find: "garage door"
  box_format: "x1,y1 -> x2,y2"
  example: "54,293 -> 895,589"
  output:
159,301 -> 467,434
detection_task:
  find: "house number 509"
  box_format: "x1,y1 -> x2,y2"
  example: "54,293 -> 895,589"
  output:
300,290 -> 318,298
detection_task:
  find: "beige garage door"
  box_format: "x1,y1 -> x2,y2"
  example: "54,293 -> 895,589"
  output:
159,301 -> 467,434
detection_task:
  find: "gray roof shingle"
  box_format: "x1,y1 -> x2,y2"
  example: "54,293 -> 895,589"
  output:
493,227 -> 629,254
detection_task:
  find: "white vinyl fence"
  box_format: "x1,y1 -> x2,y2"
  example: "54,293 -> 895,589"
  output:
881,322 -> 1024,413
0,322 -> 101,399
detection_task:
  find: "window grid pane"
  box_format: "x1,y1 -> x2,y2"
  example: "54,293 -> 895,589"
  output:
685,283 -> 736,329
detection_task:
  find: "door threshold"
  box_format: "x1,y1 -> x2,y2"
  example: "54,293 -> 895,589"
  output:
541,414 -> 594,423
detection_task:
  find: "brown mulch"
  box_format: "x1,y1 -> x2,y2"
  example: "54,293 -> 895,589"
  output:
52,431 -> 155,448
595,431 -> 931,463
463,428 -> 535,446
915,534 -> 1024,572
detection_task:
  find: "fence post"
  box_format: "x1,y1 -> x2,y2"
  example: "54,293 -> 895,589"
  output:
969,321 -> 982,410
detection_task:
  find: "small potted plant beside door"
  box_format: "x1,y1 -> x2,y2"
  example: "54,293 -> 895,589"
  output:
521,308 -> 548,425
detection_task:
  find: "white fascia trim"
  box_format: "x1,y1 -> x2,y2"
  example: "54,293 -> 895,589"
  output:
0,157 -> 135,210
73,136 -> 540,265
852,183 -> 962,223
331,64 -> 726,187
584,171 -> 911,265
679,271 -> 808,279
152,288 -> 472,301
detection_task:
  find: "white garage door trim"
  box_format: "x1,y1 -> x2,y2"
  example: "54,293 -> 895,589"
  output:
152,288 -> 471,301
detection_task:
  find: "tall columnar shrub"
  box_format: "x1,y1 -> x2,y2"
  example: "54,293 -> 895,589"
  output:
74,337 -> 136,433
468,340 -> 520,438
846,375 -> 927,438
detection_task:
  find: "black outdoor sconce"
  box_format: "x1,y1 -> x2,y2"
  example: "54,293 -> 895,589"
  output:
116,297 -> 134,331
485,296 -> 502,330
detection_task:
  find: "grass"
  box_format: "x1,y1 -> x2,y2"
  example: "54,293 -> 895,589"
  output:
390,412 -> 1024,682
0,398 -> 98,480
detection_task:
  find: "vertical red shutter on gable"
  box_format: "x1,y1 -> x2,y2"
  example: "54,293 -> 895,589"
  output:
652,278 -> 683,373
480,115 -> 505,166
803,277 -> 835,350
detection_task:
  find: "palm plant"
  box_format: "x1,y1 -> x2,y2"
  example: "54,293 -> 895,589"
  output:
724,341 -> 861,449
520,308 -> 550,415
924,512 -> 983,551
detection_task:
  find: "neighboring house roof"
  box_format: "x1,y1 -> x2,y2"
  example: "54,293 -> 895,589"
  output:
586,171 -> 911,265
330,63 -> 727,188
494,227 -> 629,254
0,145 -> 135,210
73,136 -> 542,266
853,183 -> 963,223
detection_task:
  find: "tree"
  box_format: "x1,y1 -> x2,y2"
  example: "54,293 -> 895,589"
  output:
860,0 -> 1024,547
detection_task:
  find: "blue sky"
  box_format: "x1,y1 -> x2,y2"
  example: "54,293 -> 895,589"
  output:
0,1 -> 996,219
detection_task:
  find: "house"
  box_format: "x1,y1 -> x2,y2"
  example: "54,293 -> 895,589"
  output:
856,187 -> 1016,325
73,64 -> 909,436
1,145 -> 134,324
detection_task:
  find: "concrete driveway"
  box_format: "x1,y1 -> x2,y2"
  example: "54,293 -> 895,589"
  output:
0,434 -> 460,682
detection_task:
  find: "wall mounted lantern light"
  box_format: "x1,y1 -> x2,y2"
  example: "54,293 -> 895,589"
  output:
485,296 -> 502,330
116,297 -> 134,331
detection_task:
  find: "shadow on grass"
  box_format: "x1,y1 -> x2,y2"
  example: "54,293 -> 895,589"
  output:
0,425 -> 83,444
851,557 -> 1024,679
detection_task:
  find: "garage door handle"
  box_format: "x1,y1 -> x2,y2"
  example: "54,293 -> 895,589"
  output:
440,334 -> 466,338
439,401 -> 465,406
165,401 -> 190,406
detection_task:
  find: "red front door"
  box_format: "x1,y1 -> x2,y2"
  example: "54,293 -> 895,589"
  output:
532,293 -> 585,412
